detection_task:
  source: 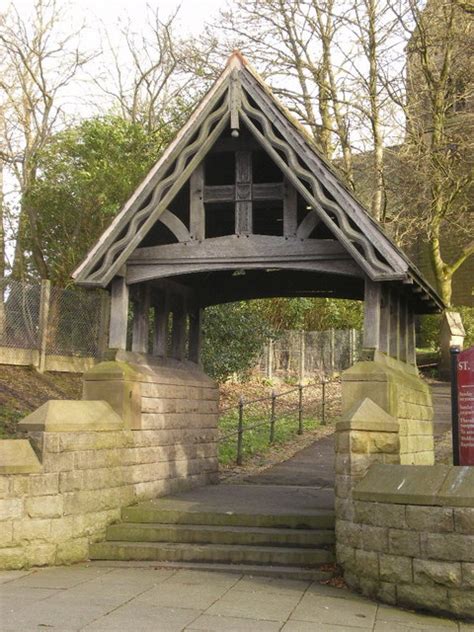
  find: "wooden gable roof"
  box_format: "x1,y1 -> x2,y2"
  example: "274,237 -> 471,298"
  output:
73,52 -> 443,312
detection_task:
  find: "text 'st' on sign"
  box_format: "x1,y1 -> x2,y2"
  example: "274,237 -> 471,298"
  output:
458,345 -> 474,465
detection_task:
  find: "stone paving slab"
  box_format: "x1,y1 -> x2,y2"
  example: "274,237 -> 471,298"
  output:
0,564 -> 468,631
136,483 -> 334,514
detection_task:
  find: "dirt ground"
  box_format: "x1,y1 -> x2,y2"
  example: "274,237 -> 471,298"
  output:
0,365 -> 82,437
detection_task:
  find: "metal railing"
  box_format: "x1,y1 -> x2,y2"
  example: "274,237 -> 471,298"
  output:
218,377 -> 336,465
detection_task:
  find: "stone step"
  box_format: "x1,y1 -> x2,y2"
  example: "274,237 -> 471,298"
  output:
90,559 -> 336,581
90,541 -> 335,567
122,505 -> 335,530
105,522 -> 335,548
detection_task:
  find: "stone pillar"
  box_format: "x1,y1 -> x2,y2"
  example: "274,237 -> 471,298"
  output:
439,312 -> 465,379
335,398 -> 400,523
342,351 -> 434,465
335,397 -> 400,599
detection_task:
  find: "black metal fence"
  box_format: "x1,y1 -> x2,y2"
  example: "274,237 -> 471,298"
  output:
218,377 -> 339,465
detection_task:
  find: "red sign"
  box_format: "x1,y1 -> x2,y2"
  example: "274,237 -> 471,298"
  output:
458,346 -> 474,465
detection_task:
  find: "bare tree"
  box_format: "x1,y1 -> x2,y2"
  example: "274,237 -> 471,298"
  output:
202,0 -> 354,177
0,0 -> 93,279
201,0 -> 408,209
96,6 -> 207,144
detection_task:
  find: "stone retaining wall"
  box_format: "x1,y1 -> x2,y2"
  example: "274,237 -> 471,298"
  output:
335,376 -> 473,620
337,464 -> 474,619
0,356 -> 219,569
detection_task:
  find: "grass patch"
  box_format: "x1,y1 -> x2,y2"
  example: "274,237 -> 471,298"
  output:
0,404 -> 24,438
218,409 -> 322,465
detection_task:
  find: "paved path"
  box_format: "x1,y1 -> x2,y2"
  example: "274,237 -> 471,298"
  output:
241,378 -> 451,489
243,435 -> 335,488
1,564 -> 469,631
431,380 -> 452,436
138,481 -> 334,513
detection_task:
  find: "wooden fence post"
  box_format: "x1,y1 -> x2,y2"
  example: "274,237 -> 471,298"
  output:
321,378 -> 327,425
38,279 -> 51,373
267,338 -> 273,380
329,328 -> 335,374
298,384 -> 303,435
298,330 -> 305,382
237,397 -> 244,465
269,390 -> 276,443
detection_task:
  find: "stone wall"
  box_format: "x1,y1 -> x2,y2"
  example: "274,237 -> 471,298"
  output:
335,384 -> 473,619
337,464 -> 474,619
342,352 -> 434,465
0,355 -> 219,570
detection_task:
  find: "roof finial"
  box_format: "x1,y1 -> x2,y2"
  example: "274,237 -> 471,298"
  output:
229,66 -> 241,137
227,49 -> 247,68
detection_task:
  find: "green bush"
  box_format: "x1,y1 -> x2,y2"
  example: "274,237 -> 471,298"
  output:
459,306 -> 474,348
418,307 -> 474,350
202,302 -> 274,382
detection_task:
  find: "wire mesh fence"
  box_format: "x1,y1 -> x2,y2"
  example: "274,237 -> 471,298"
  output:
257,328 -> 362,378
0,278 -> 109,371
46,286 -> 106,357
0,278 -> 40,351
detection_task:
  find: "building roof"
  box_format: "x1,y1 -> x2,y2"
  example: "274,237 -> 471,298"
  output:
73,52 -> 444,313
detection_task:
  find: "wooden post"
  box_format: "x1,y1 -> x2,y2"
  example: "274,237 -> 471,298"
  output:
236,397 -> 244,465
171,299 -> 186,361
389,290 -> 400,360
298,384 -> 303,435
190,163 -> 205,241
407,305 -> 417,366
379,285 -> 390,355
269,390 -> 276,443
330,328 -> 335,374
298,330 -> 305,382
267,338 -> 274,380
38,279 -> 51,373
97,292 -> 111,359
152,291 -> 169,357
349,329 -> 355,366
188,307 -> 203,364
283,178 -> 297,237
132,285 -> 150,354
363,279 -> 381,351
109,277 -> 129,351
399,296 -> 408,363
235,150 -> 252,234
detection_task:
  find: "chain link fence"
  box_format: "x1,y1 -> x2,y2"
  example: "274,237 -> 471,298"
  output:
0,278 -> 109,372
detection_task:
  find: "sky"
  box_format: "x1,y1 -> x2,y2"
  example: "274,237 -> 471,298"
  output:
2,0 -> 227,35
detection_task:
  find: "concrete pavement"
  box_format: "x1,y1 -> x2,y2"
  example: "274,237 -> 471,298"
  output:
1,564 -> 471,631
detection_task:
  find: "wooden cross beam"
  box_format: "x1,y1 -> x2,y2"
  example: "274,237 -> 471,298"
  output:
204,182 -> 283,203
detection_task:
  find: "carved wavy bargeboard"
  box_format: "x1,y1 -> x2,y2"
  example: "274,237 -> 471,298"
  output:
85,97 -> 229,286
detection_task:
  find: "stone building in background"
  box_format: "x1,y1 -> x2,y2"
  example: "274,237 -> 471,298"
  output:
354,0 -> 473,307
